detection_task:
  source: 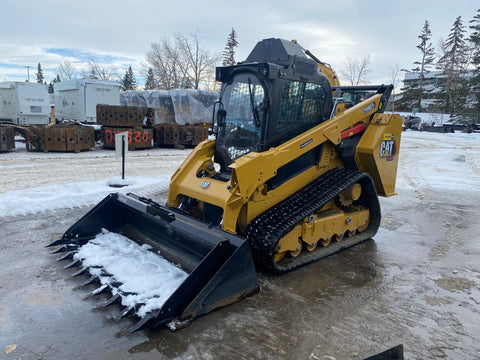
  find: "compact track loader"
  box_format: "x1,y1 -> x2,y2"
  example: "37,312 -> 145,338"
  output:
49,38 -> 402,331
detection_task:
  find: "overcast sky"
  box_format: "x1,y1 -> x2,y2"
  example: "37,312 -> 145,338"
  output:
0,0 -> 478,88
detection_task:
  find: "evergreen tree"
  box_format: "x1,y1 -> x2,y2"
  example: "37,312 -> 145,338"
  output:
469,8 -> 480,114
36,63 -> 44,84
398,20 -> 435,112
144,68 -> 156,90
48,75 -> 61,94
222,28 -> 239,66
121,66 -> 136,91
436,16 -> 470,114
413,20 -> 436,110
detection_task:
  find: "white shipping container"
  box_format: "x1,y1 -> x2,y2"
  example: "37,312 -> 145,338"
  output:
0,82 -> 51,125
54,79 -> 121,123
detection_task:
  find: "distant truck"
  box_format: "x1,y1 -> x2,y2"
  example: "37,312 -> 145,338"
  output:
0,81 -> 51,125
54,79 -> 121,123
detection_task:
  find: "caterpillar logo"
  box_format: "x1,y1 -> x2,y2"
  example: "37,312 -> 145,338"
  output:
380,133 -> 396,161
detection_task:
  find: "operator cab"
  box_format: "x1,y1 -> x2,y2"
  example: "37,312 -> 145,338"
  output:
213,38 -> 333,173
214,72 -> 266,171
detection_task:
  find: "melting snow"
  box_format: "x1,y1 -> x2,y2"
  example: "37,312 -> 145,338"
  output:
0,176 -> 170,217
74,229 -> 188,318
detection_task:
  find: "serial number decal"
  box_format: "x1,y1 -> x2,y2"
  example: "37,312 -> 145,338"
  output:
363,102 -> 375,114
199,181 -> 211,190
379,133 -> 396,161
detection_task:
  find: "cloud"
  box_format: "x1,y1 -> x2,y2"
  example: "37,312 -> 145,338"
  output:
1,0 -> 479,85
0,44 -> 143,83
45,48 -> 132,64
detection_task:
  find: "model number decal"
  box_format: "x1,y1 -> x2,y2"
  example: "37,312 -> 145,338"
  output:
363,103 -> 375,114
380,133 -> 396,161
199,181 -> 211,190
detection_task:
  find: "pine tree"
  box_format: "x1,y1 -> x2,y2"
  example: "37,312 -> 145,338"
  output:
48,75 -> 61,94
413,20 -> 436,110
121,66 -> 136,91
222,28 -> 239,66
469,8 -> 480,114
36,63 -> 44,84
436,16 -> 470,114
144,68 -> 156,90
398,20 -> 435,112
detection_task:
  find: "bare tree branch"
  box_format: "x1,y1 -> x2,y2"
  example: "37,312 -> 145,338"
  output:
146,32 -> 220,90
81,58 -> 118,81
58,58 -> 76,81
389,63 -> 401,111
340,55 -> 371,86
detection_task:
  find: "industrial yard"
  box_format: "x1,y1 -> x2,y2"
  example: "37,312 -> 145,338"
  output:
1,130 -> 479,359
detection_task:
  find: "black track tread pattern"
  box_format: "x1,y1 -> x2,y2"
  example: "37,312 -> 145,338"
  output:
244,168 -> 381,274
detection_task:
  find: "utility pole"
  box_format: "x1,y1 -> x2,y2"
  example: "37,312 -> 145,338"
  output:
24,65 -> 31,82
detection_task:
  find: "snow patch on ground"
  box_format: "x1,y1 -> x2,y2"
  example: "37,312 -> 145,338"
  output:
0,175 -> 170,217
74,229 -> 188,318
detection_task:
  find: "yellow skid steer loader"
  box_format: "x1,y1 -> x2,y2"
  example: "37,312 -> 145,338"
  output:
49,38 -> 402,332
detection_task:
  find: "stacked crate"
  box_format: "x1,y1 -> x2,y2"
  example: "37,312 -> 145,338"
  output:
23,124 -> 95,152
152,123 -> 210,148
97,105 -> 154,150
0,126 -> 15,152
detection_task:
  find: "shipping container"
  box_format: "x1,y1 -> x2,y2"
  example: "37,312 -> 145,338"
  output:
54,79 -> 121,123
0,82 -> 51,125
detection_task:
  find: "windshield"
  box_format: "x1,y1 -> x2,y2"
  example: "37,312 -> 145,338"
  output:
216,73 -> 265,163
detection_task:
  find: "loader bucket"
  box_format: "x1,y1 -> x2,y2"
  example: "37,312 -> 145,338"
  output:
48,192 -> 259,331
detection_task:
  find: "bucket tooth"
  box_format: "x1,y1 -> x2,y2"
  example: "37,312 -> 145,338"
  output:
71,267 -> 89,277
103,293 -> 122,307
46,238 -> 68,247
130,313 -> 156,333
50,245 -> 65,254
92,284 -> 111,295
120,307 -> 136,319
47,235 -> 94,248
83,276 -> 100,286
50,244 -> 78,254
73,265 -> 103,277
57,251 -> 77,261
92,284 -> 113,295
64,259 -> 82,269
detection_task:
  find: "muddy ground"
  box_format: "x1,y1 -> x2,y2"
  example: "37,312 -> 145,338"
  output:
1,133 -> 480,359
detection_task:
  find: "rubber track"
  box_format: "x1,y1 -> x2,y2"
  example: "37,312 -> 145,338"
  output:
244,168 -> 381,274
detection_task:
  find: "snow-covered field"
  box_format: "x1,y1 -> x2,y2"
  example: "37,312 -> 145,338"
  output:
0,144 -> 189,216
1,131 -> 479,217
393,131 -> 480,199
